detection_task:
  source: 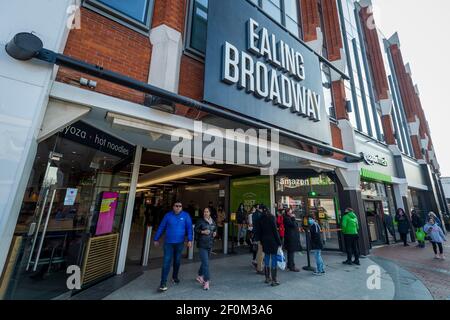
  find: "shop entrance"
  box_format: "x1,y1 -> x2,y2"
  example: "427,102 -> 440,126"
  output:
125,150 -> 261,267
275,173 -> 341,250
364,200 -> 389,246
3,122 -> 134,300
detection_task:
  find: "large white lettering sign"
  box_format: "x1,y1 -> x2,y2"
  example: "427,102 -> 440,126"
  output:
222,19 -> 321,122
203,0 -> 332,144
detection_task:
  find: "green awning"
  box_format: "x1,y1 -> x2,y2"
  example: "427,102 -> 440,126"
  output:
360,168 -> 392,183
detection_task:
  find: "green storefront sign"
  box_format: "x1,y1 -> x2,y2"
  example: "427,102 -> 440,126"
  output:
230,176 -> 271,214
360,168 -> 392,184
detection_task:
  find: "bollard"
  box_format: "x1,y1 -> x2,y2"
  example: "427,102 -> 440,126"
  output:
188,224 -> 195,260
141,226 -> 153,266
223,223 -> 228,254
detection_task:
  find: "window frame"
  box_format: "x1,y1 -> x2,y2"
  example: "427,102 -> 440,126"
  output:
185,0 -> 210,58
184,0 -> 304,58
83,0 -> 155,34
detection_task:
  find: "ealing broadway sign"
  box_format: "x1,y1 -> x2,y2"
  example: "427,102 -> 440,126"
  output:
204,0 -> 331,144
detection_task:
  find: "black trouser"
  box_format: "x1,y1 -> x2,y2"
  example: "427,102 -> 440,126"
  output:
431,242 -> 443,255
287,251 -> 295,269
344,234 -> 360,262
400,233 -> 408,246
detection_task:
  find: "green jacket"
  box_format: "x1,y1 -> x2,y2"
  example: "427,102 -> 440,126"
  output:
341,212 -> 359,235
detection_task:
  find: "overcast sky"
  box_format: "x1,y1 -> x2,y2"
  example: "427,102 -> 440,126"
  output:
372,0 -> 450,176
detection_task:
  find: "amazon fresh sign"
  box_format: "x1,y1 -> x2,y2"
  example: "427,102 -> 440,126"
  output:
204,0 -> 332,144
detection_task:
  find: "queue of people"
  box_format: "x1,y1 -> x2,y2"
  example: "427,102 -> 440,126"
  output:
152,199 -> 446,293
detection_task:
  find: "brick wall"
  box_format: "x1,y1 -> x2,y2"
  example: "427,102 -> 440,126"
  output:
56,7 -> 152,104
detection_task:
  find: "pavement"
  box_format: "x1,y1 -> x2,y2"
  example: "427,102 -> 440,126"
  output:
71,250 -> 398,300
371,241 -> 450,300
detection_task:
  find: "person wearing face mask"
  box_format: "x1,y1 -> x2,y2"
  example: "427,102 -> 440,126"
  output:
309,215 -> 325,275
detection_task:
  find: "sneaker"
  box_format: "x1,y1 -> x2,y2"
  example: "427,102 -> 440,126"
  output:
440,254 -> 446,260
434,255 -> 440,260
196,276 -> 205,285
159,284 -> 168,292
342,260 -> 352,265
172,278 -> 180,284
203,281 -> 210,290
288,267 -> 300,272
320,271 -> 326,274
352,260 -> 360,265
312,272 -> 323,276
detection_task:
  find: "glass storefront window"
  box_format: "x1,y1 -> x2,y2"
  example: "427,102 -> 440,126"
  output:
4,123 -> 135,299
275,173 -> 340,250
361,181 -> 399,245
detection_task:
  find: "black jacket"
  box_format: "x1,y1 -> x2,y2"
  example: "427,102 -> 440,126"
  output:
411,214 -> 424,229
252,210 -> 262,239
236,208 -> 247,224
256,214 -> 281,255
395,214 -> 410,234
195,218 -> 217,249
309,223 -> 323,250
283,216 -> 302,252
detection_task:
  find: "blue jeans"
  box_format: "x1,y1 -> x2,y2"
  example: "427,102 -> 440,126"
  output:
161,242 -> 184,285
313,250 -> 324,273
198,248 -> 211,281
264,254 -> 277,268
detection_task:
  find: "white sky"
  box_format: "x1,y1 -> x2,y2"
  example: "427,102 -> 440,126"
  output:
372,0 -> 450,176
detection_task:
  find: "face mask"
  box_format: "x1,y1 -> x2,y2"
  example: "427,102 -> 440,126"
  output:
308,218 -> 314,226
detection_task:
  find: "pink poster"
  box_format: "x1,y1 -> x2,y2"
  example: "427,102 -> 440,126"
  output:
95,192 -> 119,236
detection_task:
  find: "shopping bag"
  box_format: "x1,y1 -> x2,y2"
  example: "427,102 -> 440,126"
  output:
416,228 -> 426,242
276,247 -> 286,270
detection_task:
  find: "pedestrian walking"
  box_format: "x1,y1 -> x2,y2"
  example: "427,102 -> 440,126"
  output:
428,212 -> 443,229
395,208 -> 411,247
256,206 -> 282,286
153,201 -> 193,292
309,215 -> 325,275
283,208 -> 301,272
195,207 -> 217,290
341,208 -> 360,265
424,215 -> 447,259
411,209 -> 425,248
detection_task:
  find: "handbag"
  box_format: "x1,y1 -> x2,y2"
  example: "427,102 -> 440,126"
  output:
276,247 -> 286,270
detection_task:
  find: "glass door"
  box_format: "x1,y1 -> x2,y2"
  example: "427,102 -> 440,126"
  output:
5,131 -> 133,300
364,201 -> 388,246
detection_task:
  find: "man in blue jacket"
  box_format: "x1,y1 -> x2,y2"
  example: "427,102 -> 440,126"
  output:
154,201 -> 193,292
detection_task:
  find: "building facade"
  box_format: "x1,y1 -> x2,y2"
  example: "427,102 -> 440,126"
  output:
0,0 -> 447,299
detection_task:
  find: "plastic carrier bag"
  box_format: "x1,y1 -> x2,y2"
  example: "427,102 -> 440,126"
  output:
416,228 -> 426,242
276,247 -> 286,270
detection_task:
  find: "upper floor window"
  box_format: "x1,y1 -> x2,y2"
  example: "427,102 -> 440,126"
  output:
84,0 -> 154,32
187,0 -> 209,55
186,0 -> 302,56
